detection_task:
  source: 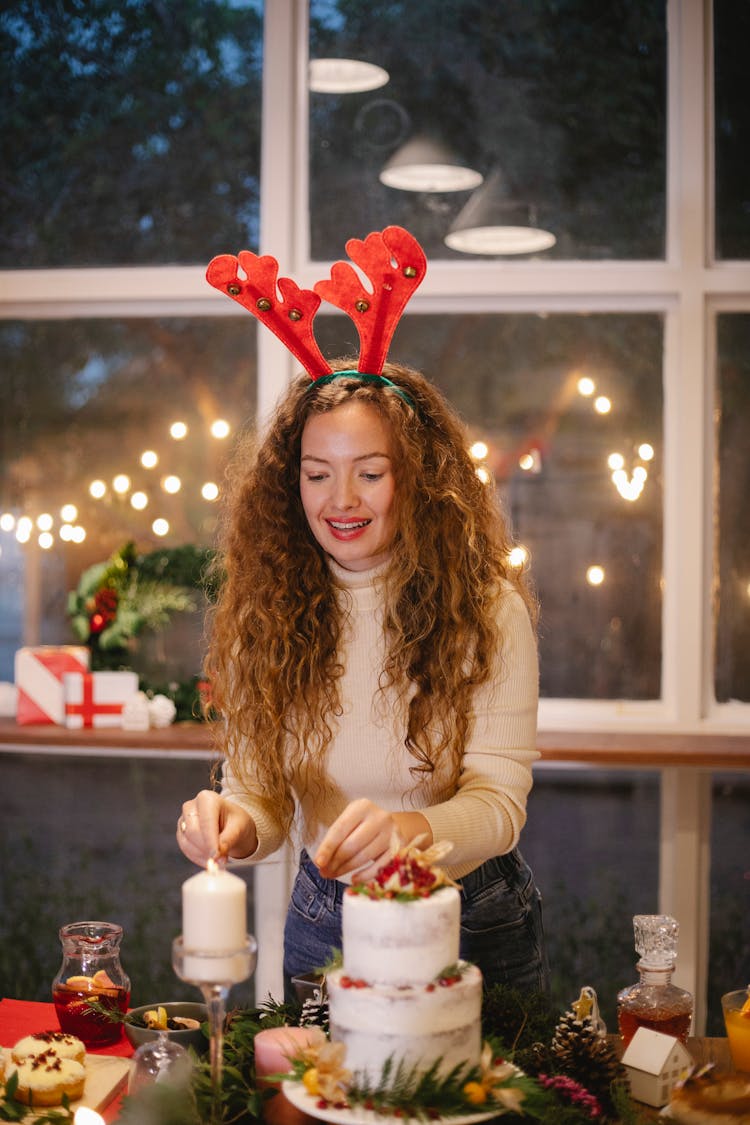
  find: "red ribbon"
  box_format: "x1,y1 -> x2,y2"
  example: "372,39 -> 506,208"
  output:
66,674 -> 124,728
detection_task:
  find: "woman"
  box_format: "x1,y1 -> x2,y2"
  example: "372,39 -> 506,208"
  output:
178,358 -> 549,998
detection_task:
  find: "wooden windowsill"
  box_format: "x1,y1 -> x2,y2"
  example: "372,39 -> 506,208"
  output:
1,718 -> 749,767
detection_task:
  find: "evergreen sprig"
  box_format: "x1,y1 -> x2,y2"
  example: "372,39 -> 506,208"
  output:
0,1071 -> 73,1124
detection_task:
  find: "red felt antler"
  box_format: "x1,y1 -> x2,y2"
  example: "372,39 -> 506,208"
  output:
314,226 -> 426,376
206,251 -> 332,379
205,227 -> 426,380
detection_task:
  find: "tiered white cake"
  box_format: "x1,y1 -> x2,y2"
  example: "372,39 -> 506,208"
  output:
327,847 -> 482,1086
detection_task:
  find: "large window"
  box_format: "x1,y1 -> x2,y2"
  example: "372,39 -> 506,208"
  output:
308,0 -> 667,261
0,316 -> 257,680
316,310 -> 664,699
1,1 -> 263,268
715,313 -> 750,704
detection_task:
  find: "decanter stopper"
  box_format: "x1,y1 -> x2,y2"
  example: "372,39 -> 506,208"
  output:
633,914 -> 679,968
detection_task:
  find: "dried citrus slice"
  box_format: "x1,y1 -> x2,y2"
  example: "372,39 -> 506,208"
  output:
144,1007 -> 169,1029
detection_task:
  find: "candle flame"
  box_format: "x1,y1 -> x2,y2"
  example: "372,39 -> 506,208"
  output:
206,854 -> 226,873
74,1108 -> 106,1125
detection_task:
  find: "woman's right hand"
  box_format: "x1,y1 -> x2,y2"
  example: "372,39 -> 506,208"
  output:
176,790 -> 258,866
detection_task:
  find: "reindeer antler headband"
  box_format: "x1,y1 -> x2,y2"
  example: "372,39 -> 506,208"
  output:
206,225 -> 426,404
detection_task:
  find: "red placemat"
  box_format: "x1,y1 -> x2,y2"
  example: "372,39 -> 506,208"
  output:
0,998 -> 134,1057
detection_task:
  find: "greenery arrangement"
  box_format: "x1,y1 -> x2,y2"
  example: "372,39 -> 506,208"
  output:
102,987 -> 650,1125
67,541 -> 207,657
66,540 -> 217,717
0,986 -> 654,1124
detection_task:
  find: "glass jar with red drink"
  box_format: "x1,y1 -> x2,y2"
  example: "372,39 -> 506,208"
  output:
52,921 -> 131,1046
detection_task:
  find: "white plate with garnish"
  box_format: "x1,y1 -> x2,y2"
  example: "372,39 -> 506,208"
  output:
281,1080 -> 499,1125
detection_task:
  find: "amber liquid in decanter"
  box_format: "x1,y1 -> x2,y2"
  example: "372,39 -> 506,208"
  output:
616,914 -> 693,1048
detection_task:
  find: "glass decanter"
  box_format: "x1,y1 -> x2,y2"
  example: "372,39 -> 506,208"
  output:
52,920 -> 131,1046
616,914 -> 693,1048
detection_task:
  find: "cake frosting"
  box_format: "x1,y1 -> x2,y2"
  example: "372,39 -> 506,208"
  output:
12,1030 -> 86,1065
327,839 -> 482,1086
6,1051 -> 86,1106
341,886 -> 460,986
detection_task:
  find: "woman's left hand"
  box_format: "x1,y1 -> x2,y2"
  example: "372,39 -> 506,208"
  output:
314,798 -> 396,881
314,800 -> 433,881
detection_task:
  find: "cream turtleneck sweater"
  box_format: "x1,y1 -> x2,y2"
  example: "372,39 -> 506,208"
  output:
223,559 -> 539,880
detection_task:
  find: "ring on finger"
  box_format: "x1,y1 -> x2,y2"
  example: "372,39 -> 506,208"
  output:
180,818 -> 188,833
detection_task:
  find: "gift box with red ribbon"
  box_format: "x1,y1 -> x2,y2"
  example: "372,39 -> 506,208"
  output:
14,646 -> 91,725
63,670 -> 140,729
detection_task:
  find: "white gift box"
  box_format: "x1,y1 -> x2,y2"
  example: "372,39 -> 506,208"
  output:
63,670 -> 140,729
15,646 -> 91,725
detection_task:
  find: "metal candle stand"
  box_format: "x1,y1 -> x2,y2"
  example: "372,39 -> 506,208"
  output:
172,934 -> 258,1122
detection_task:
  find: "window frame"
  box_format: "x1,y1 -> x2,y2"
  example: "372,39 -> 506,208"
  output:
1,0 -> 749,731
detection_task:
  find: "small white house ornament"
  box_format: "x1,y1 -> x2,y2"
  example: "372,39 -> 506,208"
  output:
621,1026 -> 692,1106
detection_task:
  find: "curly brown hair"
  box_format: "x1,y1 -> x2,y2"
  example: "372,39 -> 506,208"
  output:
206,360 -> 536,840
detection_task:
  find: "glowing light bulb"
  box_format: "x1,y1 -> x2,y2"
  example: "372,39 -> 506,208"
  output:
162,475 -> 181,494
211,419 -> 231,439
608,452 -> 624,470
0,512 -> 15,532
633,465 -> 648,483
113,474 -> 130,494
469,440 -> 488,461
141,450 -> 158,469
587,565 -> 605,586
508,546 -> 528,568
131,491 -> 148,510
60,503 -> 77,522
201,482 -> 219,501
577,376 -> 595,396
16,520 -> 31,543
170,421 -> 188,440
60,524 -> 74,541
38,531 -> 54,549
152,518 -> 169,537
71,525 -> 86,543
638,442 -> 654,461
475,466 -> 491,484
89,480 -> 107,499
36,513 -> 53,531
519,453 -> 535,471
594,396 -> 611,414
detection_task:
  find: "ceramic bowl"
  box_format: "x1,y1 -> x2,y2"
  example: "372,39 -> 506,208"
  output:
124,1001 -> 208,1053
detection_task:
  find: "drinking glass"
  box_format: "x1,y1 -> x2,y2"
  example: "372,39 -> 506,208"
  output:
721,989 -> 750,1072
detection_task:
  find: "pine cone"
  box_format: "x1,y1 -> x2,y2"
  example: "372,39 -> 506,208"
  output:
300,996 -> 329,1034
551,1011 -> 628,1114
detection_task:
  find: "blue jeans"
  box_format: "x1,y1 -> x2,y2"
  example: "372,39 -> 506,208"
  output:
283,848 -> 549,1003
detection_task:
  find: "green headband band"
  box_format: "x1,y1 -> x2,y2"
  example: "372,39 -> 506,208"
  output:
309,369 -> 415,409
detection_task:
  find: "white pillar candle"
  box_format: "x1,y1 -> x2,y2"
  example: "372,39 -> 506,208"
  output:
182,857 -> 247,953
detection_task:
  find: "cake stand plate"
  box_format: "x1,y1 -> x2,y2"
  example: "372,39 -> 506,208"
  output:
282,1080 -> 499,1125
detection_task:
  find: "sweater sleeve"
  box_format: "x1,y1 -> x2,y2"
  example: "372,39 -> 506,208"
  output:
419,588 -> 539,875
219,758 -> 287,864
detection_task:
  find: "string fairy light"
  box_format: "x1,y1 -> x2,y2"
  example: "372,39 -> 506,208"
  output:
586,564 -> 605,586
1,416 -> 234,552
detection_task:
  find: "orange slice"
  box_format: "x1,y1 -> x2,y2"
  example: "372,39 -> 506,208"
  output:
65,975 -> 95,992
92,970 -> 118,990
740,994 -> 750,1017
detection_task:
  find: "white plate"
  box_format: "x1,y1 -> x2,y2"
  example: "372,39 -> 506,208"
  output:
281,1080 -> 499,1125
